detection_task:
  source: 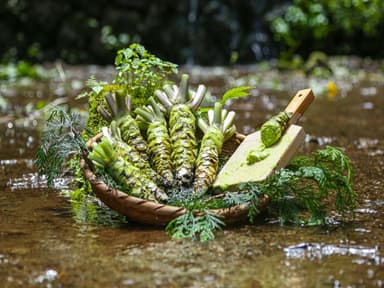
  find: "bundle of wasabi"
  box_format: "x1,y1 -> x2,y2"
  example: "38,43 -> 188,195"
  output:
194,102 -> 236,193
101,123 -> 160,183
88,137 -> 168,202
135,97 -> 174,187
155,74 -> 207,185
98,90 -> 149,160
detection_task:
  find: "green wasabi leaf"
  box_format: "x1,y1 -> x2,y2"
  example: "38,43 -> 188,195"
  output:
220,86 -> 254,105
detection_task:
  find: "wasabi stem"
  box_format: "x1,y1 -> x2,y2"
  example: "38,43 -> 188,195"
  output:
155,74 -> 207,186
194,102 -> 236,193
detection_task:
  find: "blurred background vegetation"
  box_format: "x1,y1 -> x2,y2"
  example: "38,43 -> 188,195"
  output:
1,0 -> 384,66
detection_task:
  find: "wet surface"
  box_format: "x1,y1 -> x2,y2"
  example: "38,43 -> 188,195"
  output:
1,62 -> 384,287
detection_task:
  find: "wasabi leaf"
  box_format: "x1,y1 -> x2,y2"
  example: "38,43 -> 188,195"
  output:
220,86 -> 254,105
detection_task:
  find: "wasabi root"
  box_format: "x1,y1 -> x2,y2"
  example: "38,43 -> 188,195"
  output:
194,102 -> 236,193
135,97 -> 174,187
261,111 -> 291,147
155,74 -> 207,185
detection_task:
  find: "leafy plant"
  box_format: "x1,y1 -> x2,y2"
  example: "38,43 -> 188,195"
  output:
269,0 -> 384,59
114,43 -> 178,108
35,106 -> 91,188
265,146 -> 356,225
220,86 -> 254,105
166,210 -> 224,242
165,145 -> 356,240
224,185 -> 264,223
0,61 -> 49,82
77,44 -> 178,136
165,187 -> 227,241
198,85 -> 254,116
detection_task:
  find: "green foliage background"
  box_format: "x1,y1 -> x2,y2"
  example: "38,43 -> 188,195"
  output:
3,0 -> 384,65
270,0 -> 384,59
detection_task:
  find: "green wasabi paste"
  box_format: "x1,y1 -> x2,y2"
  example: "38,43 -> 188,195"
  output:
246,145 -> 270,165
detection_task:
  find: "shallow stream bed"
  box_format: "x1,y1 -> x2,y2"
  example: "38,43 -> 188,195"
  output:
1,62 -> 383,287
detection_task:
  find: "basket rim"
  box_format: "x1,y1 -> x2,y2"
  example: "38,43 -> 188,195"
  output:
81,132 -> 269,225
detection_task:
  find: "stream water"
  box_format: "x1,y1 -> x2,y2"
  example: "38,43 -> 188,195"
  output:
0,62 -> 383,287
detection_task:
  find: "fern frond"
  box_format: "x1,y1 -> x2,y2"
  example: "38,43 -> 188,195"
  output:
166,210 -> 224,242
264,145 -> 357,224
35,106 -> 89,189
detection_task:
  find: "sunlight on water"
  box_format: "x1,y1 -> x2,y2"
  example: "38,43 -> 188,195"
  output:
0,159 -> 34,166
34,269 -> 58,284
6,173 -> 72,190
305,135 -> 335,145
284,243 -> 382,265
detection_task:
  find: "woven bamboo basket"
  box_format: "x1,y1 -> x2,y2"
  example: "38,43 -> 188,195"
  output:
80,132 -> 269,226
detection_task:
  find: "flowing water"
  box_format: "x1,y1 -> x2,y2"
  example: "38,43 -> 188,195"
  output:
1,62 -> 383,287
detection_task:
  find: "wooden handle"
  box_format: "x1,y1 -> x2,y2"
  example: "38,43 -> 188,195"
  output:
285,88 -> 314,124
